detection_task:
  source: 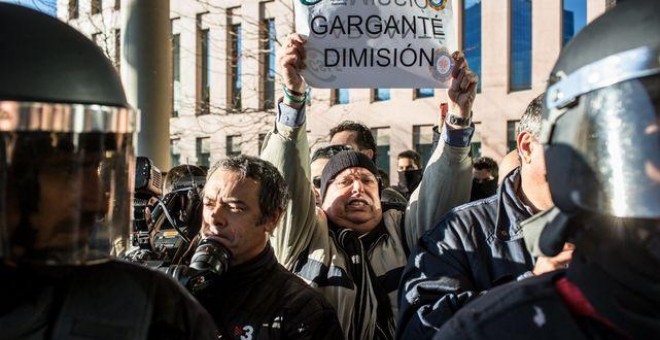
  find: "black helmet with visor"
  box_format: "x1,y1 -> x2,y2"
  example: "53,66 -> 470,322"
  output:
541,0 -> 660,220
0,4 -> 136,265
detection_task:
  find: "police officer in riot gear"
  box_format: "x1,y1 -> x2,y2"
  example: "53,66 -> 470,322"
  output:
0,4 -> 217,339
433,1 -> 660,338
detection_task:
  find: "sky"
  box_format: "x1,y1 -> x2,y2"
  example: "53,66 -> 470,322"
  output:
1,0 -> 57,16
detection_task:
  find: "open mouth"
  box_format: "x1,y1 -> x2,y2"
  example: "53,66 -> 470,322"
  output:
346,198 -> 370,209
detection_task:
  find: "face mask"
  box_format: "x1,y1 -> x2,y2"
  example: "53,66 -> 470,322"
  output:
398,169 -> 423,193
470,178 -> 497,201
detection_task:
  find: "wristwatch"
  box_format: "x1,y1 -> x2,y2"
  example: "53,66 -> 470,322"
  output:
446,113 -> 472,127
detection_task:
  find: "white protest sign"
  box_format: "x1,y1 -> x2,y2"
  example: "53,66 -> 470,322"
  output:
294,0 -> 456,89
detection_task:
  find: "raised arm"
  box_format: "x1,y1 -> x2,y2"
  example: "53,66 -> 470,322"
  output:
260,34 -> 318,268
404,52 -> 478,249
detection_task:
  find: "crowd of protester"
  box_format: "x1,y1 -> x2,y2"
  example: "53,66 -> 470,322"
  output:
1,1 -> 658,339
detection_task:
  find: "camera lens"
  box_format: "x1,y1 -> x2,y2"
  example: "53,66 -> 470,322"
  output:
189,238 -> 231,275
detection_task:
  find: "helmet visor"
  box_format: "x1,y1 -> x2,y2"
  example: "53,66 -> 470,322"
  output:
0,103 -> 135,265
544,76 -> 660,219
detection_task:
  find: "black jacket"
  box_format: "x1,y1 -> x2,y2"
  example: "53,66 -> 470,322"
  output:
0,260 -> 217,339
195,244 -> 344,340
434,248 -> 660,340
433,270 -> 597,340
397,168 -> 536,339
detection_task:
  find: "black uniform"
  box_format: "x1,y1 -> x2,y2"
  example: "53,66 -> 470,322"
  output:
434,250 -> 660,339
0,260 -> 217,339
436,1 -> 660,339
195,244 -> 344,340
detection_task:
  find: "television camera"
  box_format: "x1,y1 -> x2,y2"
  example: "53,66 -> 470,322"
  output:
126,157 -> 230,292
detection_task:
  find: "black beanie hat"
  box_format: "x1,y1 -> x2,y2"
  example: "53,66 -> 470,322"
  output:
320,150 -> 381,201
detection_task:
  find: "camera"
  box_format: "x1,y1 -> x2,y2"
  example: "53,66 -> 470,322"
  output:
147,184 -> 203,263
132,156 -> 163,250
130,158 -> 205,266
163,238 -> 231,293
125,158 -> 229,292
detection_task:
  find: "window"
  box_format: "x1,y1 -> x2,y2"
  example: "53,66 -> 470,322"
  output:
171,139 -> 181,167
562,0 -> 586,46
415,88 -> 434,99
510,0 -> 532,91
371,127 -> 390,173
172,33 -> 181,117
471,122 -> 482,158
413,125 -> 434,167
114,29 -> 121,73
463,0 -> 482,92
507,120 -> 520,152
68,0 -> 79,19
331,89 -> 349,105
230,24 -> 242,112
262,19 -> 276,110
114,0 -> 120,10
91,0 -> 102,15
373,88 -> 391,102
199,28 -> 210,115
197,137 -> 211,167
226,135 -> 242,157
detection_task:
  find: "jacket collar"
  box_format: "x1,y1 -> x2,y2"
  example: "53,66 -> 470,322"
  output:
222,243 -> 277,285
328,217 -> 389,253
493,167 -> 534,241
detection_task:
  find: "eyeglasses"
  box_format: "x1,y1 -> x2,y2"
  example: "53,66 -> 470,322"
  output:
313,176 -> 322,189
329,173 -> 380,189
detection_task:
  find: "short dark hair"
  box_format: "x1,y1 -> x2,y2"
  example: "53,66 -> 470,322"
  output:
328,121 -> 377,161
311,144 -> 352,162
207,155 -> 289,225
397,150 -> 422,169
473,156 -> 499,179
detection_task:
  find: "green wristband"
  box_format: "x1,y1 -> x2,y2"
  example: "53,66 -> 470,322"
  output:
282,85 -> 307,103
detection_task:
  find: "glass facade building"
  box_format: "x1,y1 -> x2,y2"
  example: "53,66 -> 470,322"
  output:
510,0 -> 532,91
463,0 -> 482,92
563,0 -> 587,46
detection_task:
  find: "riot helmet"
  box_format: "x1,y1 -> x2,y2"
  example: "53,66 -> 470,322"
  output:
541,0 -> 660,219
0,4 -> 136,265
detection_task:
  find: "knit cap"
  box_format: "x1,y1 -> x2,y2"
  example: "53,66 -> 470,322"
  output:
320,150 -> 380,201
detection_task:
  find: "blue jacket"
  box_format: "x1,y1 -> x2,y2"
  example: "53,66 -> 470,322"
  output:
397,168 -> 536,339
